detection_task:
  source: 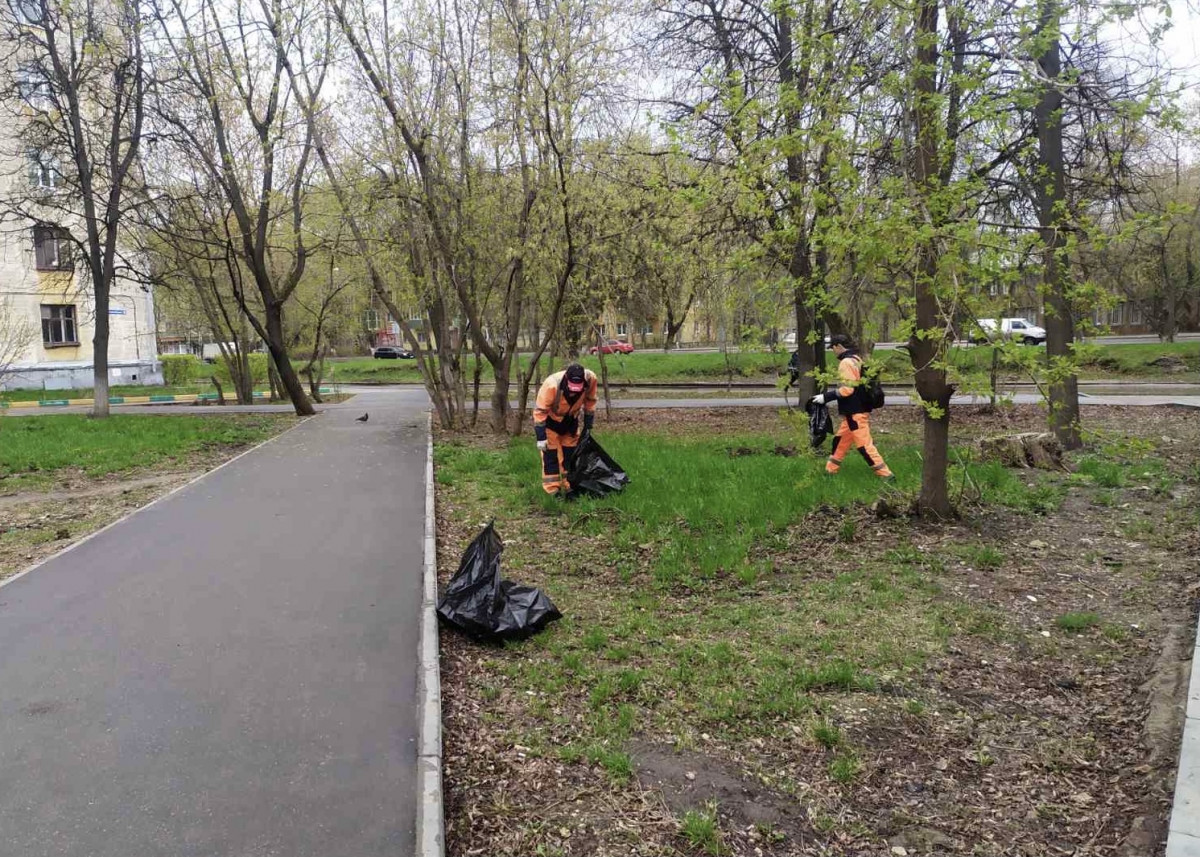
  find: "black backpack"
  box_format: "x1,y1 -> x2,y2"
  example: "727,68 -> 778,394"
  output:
855,357 -> 886,411
849,352 -> 888,408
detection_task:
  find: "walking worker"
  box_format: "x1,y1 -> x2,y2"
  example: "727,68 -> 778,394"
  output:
810,334 -> 893,479
533,362 -> 598,495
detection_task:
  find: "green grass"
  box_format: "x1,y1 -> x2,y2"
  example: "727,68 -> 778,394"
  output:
680,805 -> 725,856
812,720 -> 842,749
326,357 -> 427,384
326,341 -> 1198,386
437,431 -> 930,586
1076,456 -> 1126,488
1055,612 -> 1102,632
955,543 -> 1005,569
434,426 -> 1069,760
828,753 -> 861,784
0,414 -> 290,493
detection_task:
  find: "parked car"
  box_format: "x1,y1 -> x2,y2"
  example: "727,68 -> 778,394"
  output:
783,332 -> 832,348
970,318 -> 1046,345
372,346 -> 414,359
588,339 -> 635,355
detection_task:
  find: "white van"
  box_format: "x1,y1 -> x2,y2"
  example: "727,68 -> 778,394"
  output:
970,318 -> 1046,345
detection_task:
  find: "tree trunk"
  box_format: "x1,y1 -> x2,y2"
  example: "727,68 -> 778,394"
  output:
490,362 -> 511,434
92,282 -> 111,418
236,344 -> 253,404
910,0 -> 954,517
1035,0 -> 1081,450
264,312 -> 313,415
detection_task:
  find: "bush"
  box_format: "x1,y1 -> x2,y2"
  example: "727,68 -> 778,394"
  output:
213,352 -> 270,390
160,354 -> 200,387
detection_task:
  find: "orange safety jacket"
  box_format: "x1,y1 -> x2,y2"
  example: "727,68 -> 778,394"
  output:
832,350 -> 869,415
534,369 -> 598,439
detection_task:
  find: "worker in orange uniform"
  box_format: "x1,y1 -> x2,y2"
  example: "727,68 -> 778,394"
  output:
811,334 -> 893,479
533,363 -> 598,495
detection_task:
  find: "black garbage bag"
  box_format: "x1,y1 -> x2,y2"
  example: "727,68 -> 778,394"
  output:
805,398 -> 833,449
436,522 -> 561,642
565,432 -> 630,498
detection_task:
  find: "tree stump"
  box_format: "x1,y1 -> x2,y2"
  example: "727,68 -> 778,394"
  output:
978,432 -> 1066,470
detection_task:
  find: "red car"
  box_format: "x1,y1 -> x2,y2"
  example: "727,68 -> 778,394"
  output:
588,339 -> 635,355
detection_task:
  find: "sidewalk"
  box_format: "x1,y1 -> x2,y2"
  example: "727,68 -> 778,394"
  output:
0,387 -> 430,856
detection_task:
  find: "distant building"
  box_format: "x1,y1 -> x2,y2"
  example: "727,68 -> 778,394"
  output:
0,231 -> 160,390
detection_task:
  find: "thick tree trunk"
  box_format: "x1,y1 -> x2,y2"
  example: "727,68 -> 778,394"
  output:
264,312 -> 314,416
910,0 -> 954,517
92,282 -> 111,418
1035,0 -> 1081,450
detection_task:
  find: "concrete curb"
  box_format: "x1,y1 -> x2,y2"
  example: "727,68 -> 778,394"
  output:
0,389 -> 335,409
416,410 -> 445,857
0,415 -> 313,592
1166,617 -> 1200,857
0,392 -> 268,409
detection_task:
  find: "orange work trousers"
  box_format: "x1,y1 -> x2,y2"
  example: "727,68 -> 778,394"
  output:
540,428 -> 581,494
826,412 -> 893,477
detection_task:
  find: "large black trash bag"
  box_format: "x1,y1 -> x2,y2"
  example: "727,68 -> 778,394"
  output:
436,521 -> 561,642
565,432 -> 630,498
805,398 -> 833,449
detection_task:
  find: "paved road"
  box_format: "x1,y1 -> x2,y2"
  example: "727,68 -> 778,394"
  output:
0,387 -> 429,857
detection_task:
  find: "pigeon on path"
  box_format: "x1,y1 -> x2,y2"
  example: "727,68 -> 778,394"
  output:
356,413 -> 369,423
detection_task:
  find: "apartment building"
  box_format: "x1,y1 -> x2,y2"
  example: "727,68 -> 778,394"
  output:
0,35 -> 160,391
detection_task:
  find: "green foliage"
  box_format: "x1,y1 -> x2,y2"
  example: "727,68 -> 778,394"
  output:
160,354 -> 201,387
213,353 -> 270,390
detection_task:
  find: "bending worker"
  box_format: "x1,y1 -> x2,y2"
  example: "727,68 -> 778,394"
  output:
810,334 -> 893,479
533,362 -> 598,495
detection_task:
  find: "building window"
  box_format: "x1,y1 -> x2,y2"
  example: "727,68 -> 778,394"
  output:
640,323 -> 653,336
13,0 -> 42,24
41,304 -> 77,346
616,322 -> 627,336
26,150 -> 58,188
16,65 -> 51,110
33,225 -> 70,270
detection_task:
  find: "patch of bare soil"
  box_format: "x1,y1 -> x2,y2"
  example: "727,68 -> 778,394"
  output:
436,405 -> 1200,857
0,481 -> 190,580
0,472 -> 196,510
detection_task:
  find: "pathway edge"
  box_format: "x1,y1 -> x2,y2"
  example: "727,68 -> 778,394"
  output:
417,409 -> 445,857
1166,611 -> 1200,857
0,415 -> 313,593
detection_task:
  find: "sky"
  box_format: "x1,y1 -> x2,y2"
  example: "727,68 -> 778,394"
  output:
1163,1 -> 1200,84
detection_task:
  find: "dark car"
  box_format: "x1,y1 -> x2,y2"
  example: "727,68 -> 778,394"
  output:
588,339 -> 635,355
373,346 -> 414,359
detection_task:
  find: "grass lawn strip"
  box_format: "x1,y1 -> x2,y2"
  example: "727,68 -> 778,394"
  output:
328,342 -> 1199,386
434,405 -> 1199,856
0,414 -> 295,581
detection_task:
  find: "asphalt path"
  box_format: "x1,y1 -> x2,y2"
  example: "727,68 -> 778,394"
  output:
0,387 -> 429,857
